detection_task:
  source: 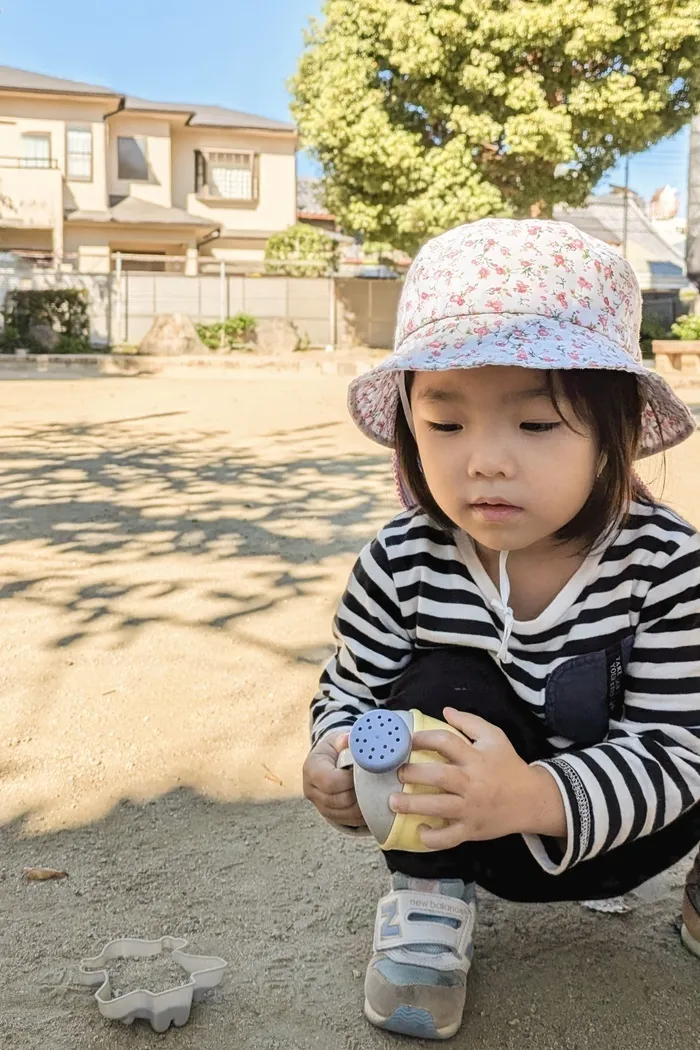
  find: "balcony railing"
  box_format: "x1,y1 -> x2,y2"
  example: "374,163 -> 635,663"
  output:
0,156 -> 59,170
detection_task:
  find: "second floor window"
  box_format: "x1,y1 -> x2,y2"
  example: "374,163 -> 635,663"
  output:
21,133 -> 51,168
118,136 -> 149,181
195,150 -> 258,201
67,127 -> 93,180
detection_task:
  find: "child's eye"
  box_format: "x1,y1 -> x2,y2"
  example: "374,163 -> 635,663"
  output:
520,422 -> 561,433
427,422 -> 462,433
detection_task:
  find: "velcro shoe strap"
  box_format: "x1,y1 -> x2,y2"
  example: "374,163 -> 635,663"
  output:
373,890 -> 474,959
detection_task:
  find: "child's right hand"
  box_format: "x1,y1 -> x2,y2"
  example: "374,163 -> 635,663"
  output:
302,731 -> 365,827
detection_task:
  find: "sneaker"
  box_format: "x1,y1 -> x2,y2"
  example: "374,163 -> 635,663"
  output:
681,849 -> 700,958
364,874 -> 476,1040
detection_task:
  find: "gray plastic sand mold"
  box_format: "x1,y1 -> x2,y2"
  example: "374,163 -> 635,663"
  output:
77,936 -> 227,1033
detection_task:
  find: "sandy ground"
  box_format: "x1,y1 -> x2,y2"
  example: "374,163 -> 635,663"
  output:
0,373 -> 699,1050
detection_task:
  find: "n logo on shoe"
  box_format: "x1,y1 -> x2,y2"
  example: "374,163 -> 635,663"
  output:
380,898 -> 402,939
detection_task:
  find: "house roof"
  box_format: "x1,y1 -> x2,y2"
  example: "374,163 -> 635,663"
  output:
0,65 -> 119,98
552,210 -> 619,245
0,66 -> 294,132
122,97 -> 295,132
66,196 -> 219,229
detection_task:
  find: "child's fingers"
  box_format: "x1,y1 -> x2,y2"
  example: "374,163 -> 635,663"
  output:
328,731 -> 350,754
411,729 -> 471,764
389,790 -> 462,819
418,821 -> 467,851
323,788 -> 360,811
398,760 -> 458,792
325,802 -> 365,827
313,763 -> 354,795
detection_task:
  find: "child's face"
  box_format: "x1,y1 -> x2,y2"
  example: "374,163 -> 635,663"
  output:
411,366 -> 599,552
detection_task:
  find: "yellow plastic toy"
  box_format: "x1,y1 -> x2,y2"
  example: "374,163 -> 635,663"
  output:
339,708 -> 464,852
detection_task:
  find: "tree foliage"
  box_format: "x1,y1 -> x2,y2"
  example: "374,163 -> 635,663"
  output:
264,223 -> 339,276
291,0 -> 700,252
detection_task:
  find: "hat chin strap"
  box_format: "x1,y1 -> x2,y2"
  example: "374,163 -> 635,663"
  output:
491,550 -> 514,663
397,371 -> 416,438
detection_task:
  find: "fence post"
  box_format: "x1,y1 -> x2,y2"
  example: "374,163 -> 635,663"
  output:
114,252 -> 122,346
328,275 -> 336,350
219,260 -> 226,322
219,260 -> 227,349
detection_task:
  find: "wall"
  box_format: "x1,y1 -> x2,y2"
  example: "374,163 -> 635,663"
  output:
0,166 -> 63,229
0,94 -> 112,212
106,114 -> 173,208
336,278 -> 401,348
0,259 -> 402,351
63,224 -> 196,254
171,127 -> 296,234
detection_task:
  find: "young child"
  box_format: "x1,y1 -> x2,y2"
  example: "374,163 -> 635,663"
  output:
302,219 -> 700,1040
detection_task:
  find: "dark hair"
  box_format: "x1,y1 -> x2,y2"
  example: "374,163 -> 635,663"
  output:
395,369 -> 655,553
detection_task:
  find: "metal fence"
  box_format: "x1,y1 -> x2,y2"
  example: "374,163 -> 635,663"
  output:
0,256 -> 402,350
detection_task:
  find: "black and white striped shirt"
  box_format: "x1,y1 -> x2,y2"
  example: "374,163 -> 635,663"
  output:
311,501 -> 700,873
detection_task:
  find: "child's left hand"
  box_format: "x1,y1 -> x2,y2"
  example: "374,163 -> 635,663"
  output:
389,707 -> 566,849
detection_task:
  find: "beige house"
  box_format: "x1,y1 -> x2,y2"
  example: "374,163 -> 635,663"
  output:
0,66 -> 297,272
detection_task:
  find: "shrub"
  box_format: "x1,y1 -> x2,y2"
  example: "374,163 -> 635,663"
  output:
54,335 -> 92,354
4,288 -> 90,350
195,313 -> 257,351
264,223 -> 339,277
670,313 -> 700,341
0,325 -> 22,353
639,316 -> 669,358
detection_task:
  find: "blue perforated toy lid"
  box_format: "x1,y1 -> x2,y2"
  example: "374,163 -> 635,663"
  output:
349,709 -> 411,773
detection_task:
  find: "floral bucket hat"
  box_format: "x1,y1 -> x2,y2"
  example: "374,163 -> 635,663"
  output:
348,218 -> 696,459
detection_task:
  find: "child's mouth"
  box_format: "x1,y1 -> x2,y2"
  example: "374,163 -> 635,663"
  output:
469,500 -> 523,523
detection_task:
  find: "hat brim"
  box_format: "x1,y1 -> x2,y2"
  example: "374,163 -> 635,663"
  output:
347,313 -> 696,459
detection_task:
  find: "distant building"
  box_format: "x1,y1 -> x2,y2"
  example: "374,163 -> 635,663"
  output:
0,65 -> 297,272
649,185 -> 680,221
296,177 -> 336,232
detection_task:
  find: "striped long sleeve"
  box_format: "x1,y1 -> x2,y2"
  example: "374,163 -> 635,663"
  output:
526,532 -> 700,873
310,533 -> 413,747
311,502 -> 700,873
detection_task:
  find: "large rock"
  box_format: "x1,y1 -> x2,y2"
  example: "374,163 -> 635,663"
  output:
29,324 -> 60,351
137,313 -> 206,356
255,318 -> 307,355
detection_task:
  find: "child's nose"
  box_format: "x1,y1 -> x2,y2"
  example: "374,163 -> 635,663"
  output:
466,435 -> 515,479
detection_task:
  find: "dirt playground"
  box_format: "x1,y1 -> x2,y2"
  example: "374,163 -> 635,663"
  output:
0,373 -> 699,1049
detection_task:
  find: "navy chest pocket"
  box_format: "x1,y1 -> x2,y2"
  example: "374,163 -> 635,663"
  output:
544,636 -> 635,746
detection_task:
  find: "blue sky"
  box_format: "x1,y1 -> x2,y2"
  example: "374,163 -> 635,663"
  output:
0,0 -> 689,209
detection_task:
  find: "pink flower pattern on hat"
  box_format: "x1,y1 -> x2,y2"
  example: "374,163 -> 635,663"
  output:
348,219 -> 695,459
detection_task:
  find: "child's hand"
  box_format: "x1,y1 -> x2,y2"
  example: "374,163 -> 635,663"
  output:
389,707 -> 566,849
303,731 -> 366,827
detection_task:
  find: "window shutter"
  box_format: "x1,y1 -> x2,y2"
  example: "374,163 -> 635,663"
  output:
195,150 -> 206,193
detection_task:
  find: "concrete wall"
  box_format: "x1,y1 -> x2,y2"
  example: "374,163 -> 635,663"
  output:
336,278 -> 401,349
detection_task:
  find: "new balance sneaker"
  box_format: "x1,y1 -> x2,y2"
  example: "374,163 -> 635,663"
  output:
364,874 -> 476,1040
681,848 -> 700,958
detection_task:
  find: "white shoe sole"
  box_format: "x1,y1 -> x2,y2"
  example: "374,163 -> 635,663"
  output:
681,922 -> 700,958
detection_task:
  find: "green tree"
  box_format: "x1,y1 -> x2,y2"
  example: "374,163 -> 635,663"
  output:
264,223 -> 339,277
291,0 -> 700,253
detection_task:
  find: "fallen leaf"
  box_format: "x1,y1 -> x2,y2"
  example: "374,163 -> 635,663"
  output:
23,867 -> 68,881
262,763 -> 283,787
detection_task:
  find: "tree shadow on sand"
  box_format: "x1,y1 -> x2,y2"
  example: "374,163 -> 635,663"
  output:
0,414 -> 395,651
